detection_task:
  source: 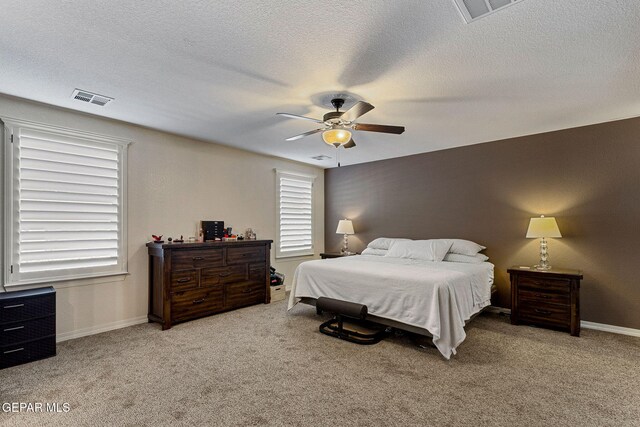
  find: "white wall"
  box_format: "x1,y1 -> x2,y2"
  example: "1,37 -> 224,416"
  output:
0,94 -> 324,341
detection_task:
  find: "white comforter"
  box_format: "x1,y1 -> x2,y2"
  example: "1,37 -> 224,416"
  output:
287,255 -> 494,359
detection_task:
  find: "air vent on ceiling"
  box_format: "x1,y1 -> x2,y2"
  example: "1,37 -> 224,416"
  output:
454,0 -> 524,23
311,155 -> 332,161
71,89 -> 114,106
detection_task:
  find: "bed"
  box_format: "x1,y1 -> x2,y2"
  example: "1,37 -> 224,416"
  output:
287,254 -> 495,359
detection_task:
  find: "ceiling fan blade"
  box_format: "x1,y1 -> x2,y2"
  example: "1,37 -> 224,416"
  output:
343,138 -> 356,149
276,112 -> 323,124
339,101 -> 374,122
353,123 -> 405,134
285,128 -> 324,141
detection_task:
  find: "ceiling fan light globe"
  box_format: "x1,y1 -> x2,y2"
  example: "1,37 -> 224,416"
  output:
322,129 -> 352,146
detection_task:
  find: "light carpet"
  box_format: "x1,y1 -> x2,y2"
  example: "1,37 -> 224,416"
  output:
1,298 -> 639,426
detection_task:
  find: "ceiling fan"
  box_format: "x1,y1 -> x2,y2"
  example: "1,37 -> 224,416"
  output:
276,98 -> 405,149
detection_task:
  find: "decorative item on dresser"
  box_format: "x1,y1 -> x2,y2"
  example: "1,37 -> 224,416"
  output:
320,252 -> 358,259
1,287 -> 56,369
508,266 -> 582,336
147,240 -> 272,330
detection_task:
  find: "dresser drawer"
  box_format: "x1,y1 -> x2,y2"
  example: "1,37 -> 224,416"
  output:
201,265 -> 246,287
1,336 -> 56,369
519,289 -> 570,305
226,281 -> 266,308
171,287 -> 224,321
1,316 -> 55,346
172,249 -> 223,270
518,276 -> 570,293
170,269 -> 199,290
1,294 -> 55,324
519,301 -> 569,326
248,263 -> 266,283
227,246 -> 265,265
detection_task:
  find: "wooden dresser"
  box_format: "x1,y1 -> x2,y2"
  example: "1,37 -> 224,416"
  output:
147,240 -> 272,330
508,266 -> 582,336
1,287 -> 56,369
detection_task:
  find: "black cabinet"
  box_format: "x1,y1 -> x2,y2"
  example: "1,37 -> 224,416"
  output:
1,287 -> 56,369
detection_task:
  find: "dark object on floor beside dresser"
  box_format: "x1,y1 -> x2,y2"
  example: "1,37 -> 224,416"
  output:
1,287 -> 56,369
508,266 -> 582,336
147,240 -> 272,330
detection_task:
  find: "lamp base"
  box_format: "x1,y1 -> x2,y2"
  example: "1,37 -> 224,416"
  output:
533,264 -> 552,271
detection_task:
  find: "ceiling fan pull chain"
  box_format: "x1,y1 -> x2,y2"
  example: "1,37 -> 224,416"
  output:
337,146 -> 341,167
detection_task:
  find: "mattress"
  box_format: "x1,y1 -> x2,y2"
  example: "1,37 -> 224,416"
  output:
288,255 -> 494,359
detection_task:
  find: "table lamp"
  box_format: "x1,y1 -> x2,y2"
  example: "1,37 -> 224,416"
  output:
526,215 -> 562,270
336,219 -> 355,255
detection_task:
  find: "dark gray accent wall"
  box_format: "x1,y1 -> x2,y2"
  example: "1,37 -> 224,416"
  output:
325,117 -> 640,329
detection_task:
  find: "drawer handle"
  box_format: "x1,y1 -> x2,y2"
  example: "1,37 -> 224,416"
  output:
218,272 -> 231,278
193,298 -> 206,304
3,326 -> 25,332
177,277 -> 192,283
3,304 -> 25,309
534,293 -> 551,299
4,347 -> 24,354
243,288 -> 257,293
534,309 -> 552,315
192,256 -> 204,261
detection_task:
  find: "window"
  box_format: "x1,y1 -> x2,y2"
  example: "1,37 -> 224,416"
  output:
276,170 -> 315,258
3,118 -> 130,286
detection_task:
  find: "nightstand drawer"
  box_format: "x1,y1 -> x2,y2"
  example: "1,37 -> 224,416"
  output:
519,302 -> 570,325
519,289 -> 570,305
518,276 -> 570,293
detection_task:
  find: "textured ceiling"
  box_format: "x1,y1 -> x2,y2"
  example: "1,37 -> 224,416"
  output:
1,0 -> 639,167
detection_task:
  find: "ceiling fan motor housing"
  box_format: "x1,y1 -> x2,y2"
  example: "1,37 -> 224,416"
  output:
323,111 -> 344,122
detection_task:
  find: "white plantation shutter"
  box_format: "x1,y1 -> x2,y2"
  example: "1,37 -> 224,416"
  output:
276,171 -> 315,258
3,118 -> 129,286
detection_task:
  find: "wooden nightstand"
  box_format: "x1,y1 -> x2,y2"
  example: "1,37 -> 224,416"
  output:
320,252 -> 358,259
508,266 -> 582,336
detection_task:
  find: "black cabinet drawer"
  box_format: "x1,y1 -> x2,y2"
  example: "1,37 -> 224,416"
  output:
1,293 -> 55,324
1,316 -> 55,346
1,336 -> 56,369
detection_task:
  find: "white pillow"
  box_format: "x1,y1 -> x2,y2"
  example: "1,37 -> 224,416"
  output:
361,248 -> 388,256
367,237 -> 409,250
443,253 -> 489,263
448,239 -> 486,256
386,239 -> 452,262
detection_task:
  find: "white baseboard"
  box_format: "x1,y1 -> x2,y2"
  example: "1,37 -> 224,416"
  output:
487,306 -> 640,338
56,315 -> 148,343
580,321 -> 640,337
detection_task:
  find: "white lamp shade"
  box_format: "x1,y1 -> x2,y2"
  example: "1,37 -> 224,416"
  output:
336,219 -> 354,235
526,216 -> 562,238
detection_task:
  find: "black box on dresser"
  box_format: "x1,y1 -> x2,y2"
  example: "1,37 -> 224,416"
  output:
147,240 -> 273,330
1,287 -> 56,369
